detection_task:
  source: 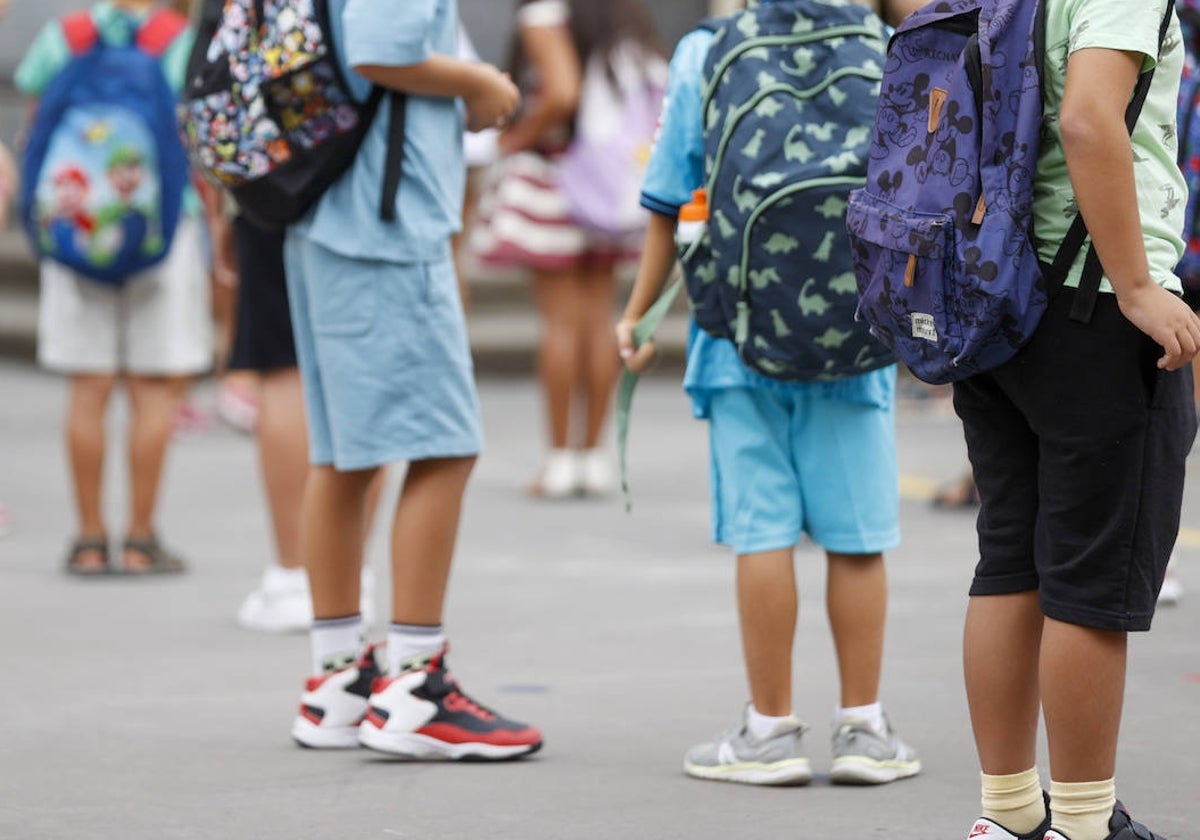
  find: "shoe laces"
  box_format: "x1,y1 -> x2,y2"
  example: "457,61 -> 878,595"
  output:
443,689 -> 497,722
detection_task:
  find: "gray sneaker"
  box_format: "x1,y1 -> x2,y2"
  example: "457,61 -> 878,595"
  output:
830,715 -> 921,785
683,707 -> 814,786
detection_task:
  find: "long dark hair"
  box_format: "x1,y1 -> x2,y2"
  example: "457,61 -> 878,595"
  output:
509,0 -> 667,80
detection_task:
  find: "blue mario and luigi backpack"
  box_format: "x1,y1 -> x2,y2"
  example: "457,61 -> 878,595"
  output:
20,7 -> 191,286
847,0 -> 1175,384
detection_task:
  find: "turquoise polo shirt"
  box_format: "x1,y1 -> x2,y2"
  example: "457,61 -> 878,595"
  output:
295,0 -> 466,264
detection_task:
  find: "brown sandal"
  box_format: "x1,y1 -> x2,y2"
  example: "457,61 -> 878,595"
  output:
120,536 -> 187,575
65,538 -> 111,576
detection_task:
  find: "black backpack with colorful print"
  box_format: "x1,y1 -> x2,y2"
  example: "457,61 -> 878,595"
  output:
179,0 -> 405,229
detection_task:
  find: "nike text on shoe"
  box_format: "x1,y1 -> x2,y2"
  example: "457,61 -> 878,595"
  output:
829,715 -> 921,785
358,648 -> 542,761
1044,801 -> 1167,840
965,793 -> 1051,840
683,708 -> 814,786
291,643 -> 383,749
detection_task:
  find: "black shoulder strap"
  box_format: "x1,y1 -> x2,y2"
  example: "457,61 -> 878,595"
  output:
1045,0 -> 1177,323
379,91 -> 407,222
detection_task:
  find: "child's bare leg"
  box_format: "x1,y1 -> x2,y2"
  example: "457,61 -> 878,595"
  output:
963,592 -> 1043,774
1040,619 -> 1125,782
256,369 -> 307,570
533,271 -> 582,450
579,264 -> 619,449
390,456 -> 476,625
302,465 -> 378,618
826,551 -> 885,708
67,374 -> 117,568
737,549 -> 797,716
124,375 -> 188,566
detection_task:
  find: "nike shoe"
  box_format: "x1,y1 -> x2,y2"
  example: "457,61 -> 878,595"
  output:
1045,801 -> 1167,840
683,706 -> 814,786
358,647 -> 542,760
291,643 -> 383,749
829,714 -> 921,785
964,793 -> 1051,839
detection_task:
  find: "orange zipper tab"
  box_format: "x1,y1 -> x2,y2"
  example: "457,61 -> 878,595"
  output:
904,254 -> 918,287
972,193 -> 987,225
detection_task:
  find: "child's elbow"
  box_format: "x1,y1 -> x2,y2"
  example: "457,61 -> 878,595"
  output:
1058,104 -> 1112,155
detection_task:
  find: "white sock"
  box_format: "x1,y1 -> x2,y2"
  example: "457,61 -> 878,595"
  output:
310,614 -> 363,676
836,701 -> 886,735
387,623 -> 446,674
746,705 -> 793,739
263,564 -> 307,589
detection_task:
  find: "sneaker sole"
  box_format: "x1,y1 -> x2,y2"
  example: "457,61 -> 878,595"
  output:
358,727 -> 542,761
291,717 -> 362,749
683,758 -> 814,786
829,756 -> 921,785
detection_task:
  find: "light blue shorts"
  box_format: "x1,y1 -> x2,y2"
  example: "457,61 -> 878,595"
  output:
284,233 -> 483,471
707,382 -> 901,556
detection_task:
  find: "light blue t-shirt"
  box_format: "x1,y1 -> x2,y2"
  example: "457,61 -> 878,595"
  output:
295,0 -> 466,264
641,27 -> 894,419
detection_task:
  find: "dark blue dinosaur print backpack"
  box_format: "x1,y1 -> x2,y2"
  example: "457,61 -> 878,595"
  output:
848,0 -> 1174,385
682,0 -> 895,381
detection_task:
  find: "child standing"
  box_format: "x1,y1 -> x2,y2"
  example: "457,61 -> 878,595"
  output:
16,0 -> 209,575
284,0 -> 542,759
955,2 -> 1199,839
617,0 -> 920,786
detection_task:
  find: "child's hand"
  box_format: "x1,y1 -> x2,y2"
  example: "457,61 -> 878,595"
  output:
616,317 -> 657,374
1117,283 -> 1200,370
465,66 -> 521,134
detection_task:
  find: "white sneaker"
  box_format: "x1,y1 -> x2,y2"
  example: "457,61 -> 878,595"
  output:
291,643 -> 384,749
580,448 -> 615,497
1158,554 -> 1182,606
533,449 -> 581,499
238,565 -> 377,633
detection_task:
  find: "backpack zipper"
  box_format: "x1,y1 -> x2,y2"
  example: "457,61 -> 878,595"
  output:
733,175 -> 865,345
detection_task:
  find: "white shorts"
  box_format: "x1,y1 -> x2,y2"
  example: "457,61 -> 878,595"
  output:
37,218 -> 214,377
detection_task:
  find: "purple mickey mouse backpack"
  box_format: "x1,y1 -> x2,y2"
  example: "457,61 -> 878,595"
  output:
847,0 -> 1173,385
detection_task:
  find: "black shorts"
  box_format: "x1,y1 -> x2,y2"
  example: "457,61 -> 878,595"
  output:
227,216 -> 297,372
952,288 -> 1196,632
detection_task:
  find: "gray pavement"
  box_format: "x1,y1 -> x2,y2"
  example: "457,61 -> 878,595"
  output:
0,359 -> 1197,840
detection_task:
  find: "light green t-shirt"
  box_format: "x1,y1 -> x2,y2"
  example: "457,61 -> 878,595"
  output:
1034,0 -> 1185,294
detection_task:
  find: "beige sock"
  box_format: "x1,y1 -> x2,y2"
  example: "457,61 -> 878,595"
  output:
1050,778 -> 1117,840
982,768 -> 1046,835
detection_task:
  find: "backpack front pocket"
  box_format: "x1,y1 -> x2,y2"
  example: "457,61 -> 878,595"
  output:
847,190 -> 963,383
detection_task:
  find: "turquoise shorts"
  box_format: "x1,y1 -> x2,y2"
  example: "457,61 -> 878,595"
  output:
707,379 -> 901,556
284,233 -> 483,471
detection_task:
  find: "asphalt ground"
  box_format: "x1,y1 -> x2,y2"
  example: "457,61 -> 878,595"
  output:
0,360 -> 1197,840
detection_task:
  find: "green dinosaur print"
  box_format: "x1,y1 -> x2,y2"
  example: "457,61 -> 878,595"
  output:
754,98 -> 785,119
752,172 -> 788,189
737,13 -> 760,39
743,46 -> 772,64
757,71 -> 777,90
854,345 -> 878,369
828,271 -> 858,295
822,149 -> 860,175
770,309 -> 792,339
694,261 -> 718,285
749,267 -> 783,289
798,278 -> 832,316
791,15 -> 814,34
827,85 -> 848,107
813,195 -> 848,220
814,326 -> 853,349
732,176 -> 759,214
782,47 -> 817,78
757,358 -> 790,376
706,101 -> 720,131
726,266 -> 741,288
784,125 -> 815,163
714,209 -> 737,239
742,128 -> 767,159
813,231 -> 836,263
763,233 -> 800,255
805,122 -> 837,142
843,125 -> 871,149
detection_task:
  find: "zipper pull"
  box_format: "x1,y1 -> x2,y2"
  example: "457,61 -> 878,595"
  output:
971,193 -> 987,225
904,254 -> 918,287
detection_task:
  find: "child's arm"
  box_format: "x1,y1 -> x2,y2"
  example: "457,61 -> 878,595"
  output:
617,212 -> 678,373
498,21 -> 582,155
354,57 -> 520,133
1060,47 -> 1200,370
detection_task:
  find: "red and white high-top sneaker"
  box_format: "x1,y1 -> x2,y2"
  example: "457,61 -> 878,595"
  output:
291,643 -> 384,749
358,647 -> 542,760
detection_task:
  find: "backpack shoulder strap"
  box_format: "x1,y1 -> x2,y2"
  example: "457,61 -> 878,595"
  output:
61,11 -> 100,56
137,7 -> 189,57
